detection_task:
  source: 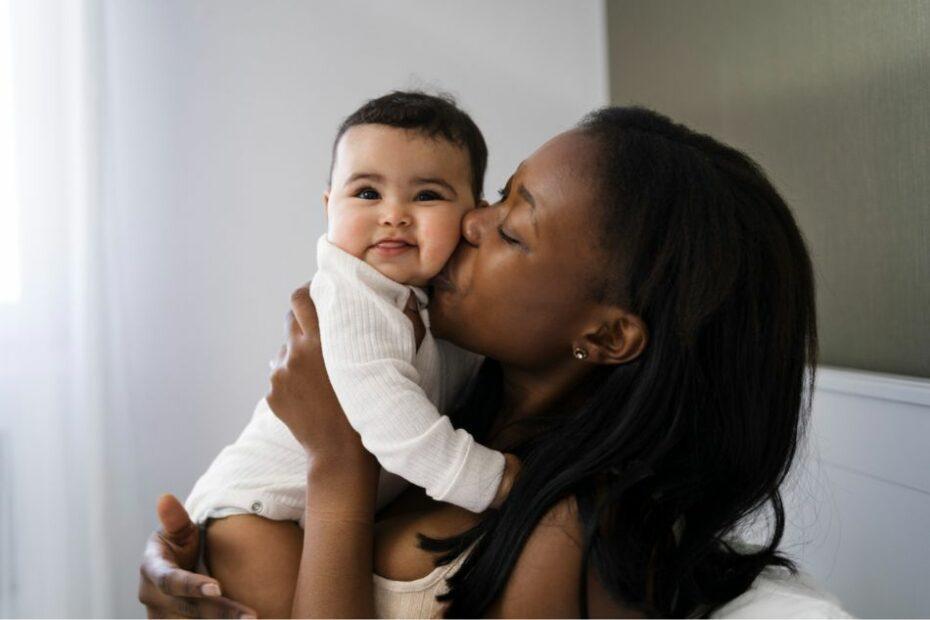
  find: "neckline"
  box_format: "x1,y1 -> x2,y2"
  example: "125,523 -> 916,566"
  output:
316,234 -> 429,311
372,548 -> 471,593
372,561 -> 450,592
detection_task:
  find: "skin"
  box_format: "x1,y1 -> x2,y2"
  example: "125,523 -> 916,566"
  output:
325,122 -> 523,504
325,124 -> 477,286
138,129 -> 648,618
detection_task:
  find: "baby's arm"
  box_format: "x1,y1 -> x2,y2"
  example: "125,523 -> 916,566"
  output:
311,272 -> 514,513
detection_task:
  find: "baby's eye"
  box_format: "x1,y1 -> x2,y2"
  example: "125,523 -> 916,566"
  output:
355,188 -> 380,200
415,190 -> 443,201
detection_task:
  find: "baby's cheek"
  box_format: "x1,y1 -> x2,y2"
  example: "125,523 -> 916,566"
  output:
327,207 -> 375,259
417,211 -> 464,276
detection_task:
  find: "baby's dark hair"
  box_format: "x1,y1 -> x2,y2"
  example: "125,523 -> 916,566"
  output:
329,90 -> 488,202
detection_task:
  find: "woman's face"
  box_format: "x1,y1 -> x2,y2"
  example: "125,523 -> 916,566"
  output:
429,129 -> 608,369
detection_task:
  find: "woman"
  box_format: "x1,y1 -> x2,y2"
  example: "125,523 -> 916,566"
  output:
139,107 -> 828,617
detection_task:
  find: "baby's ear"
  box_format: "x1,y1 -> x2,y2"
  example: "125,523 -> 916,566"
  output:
322,190 -> 330,215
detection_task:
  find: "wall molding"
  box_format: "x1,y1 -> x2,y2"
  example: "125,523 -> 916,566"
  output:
815,365 -> 930,407
786,364 -> 930,617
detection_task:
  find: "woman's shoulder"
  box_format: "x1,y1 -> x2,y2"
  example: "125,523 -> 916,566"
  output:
488,495 -> 644,617
484,495 -> 586,617
535,494 -> 584,548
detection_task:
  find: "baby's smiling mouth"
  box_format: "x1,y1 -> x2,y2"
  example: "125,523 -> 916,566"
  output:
371,237 -> 417,256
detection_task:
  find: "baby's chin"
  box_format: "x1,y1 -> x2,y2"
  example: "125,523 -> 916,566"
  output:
366,258 -> 434,288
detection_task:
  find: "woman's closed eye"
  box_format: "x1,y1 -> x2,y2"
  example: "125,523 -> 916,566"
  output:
498,226 -> 521,247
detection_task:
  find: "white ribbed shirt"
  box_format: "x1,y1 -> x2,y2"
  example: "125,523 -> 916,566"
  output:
185,236 -> 504,526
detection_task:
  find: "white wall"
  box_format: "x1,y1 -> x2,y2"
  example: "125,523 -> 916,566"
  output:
780,368 -> 930,618
100,1 -> 608,615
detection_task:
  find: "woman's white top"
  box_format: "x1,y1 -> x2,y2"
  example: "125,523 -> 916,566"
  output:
184,236 -> 503,526
372,548 -> 852,619
373,550 -> 471,619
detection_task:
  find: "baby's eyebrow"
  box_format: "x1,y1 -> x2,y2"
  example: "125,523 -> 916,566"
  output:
412,177 -> 458,197
345,172 -> 385,184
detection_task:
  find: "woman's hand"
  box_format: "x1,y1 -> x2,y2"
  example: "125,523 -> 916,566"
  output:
138,494 -> 257,619
266,284 -> 375,470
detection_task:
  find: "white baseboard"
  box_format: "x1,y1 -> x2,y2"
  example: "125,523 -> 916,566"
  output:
815,365 -> 930,407
783,365 -> 930,618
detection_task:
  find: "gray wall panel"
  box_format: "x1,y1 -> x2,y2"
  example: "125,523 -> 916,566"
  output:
607,0 -> 930,377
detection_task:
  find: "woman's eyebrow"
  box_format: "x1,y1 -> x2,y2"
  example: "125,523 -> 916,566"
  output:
412,177 -> 458,197
516,184 -> 540,234
518,185 -> 536,208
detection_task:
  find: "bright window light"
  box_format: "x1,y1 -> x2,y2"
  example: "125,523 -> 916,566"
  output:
0,0 -> 21,304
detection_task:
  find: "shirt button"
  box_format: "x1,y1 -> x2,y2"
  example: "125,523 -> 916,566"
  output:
250,500 -> 263,514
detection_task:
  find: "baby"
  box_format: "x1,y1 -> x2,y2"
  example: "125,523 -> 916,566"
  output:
185,92 -> 520,528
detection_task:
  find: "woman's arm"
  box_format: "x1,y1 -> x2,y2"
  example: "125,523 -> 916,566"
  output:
266,285 -> 381,617
290,455 -> 379,617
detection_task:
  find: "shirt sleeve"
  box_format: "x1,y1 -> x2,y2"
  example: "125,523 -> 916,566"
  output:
310,268 -> 505,514
183,397 -> 308,525
184,397 -> 411,527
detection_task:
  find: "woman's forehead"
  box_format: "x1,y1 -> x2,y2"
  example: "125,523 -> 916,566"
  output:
520,130 -> 600,233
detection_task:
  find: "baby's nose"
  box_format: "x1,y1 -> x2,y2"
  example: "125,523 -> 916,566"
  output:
380,202 -> 411,227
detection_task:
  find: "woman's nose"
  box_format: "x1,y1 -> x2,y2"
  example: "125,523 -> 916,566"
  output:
461,202 -> 490,245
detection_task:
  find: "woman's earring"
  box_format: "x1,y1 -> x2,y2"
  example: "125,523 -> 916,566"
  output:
573,347 -> 588,360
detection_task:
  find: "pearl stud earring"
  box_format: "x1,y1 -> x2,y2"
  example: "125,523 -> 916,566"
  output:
573,347 -> 588,360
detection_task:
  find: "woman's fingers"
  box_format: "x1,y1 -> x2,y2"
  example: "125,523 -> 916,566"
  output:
143,494 -> 218,599
156,494 -> 198,547
289,284 -> 318,335
139,571 -> 256,619
139,576 -> 196,618
285,309 -> 301,342
141,537 -> 213,598
139,495 -> 257,618
190,594 -> 258,619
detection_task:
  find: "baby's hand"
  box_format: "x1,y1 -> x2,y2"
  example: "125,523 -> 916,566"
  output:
490,453 -> 523,509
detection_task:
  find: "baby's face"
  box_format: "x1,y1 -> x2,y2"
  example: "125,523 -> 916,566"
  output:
324,124 -> 476,287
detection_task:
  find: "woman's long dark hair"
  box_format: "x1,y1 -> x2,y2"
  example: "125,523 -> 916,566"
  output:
419,107 -> 818,617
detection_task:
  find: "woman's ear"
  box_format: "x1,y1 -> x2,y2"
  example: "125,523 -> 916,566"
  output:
578,309 -> 648,366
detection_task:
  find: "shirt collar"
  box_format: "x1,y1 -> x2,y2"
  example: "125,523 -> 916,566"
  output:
316,234 -> 429,311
